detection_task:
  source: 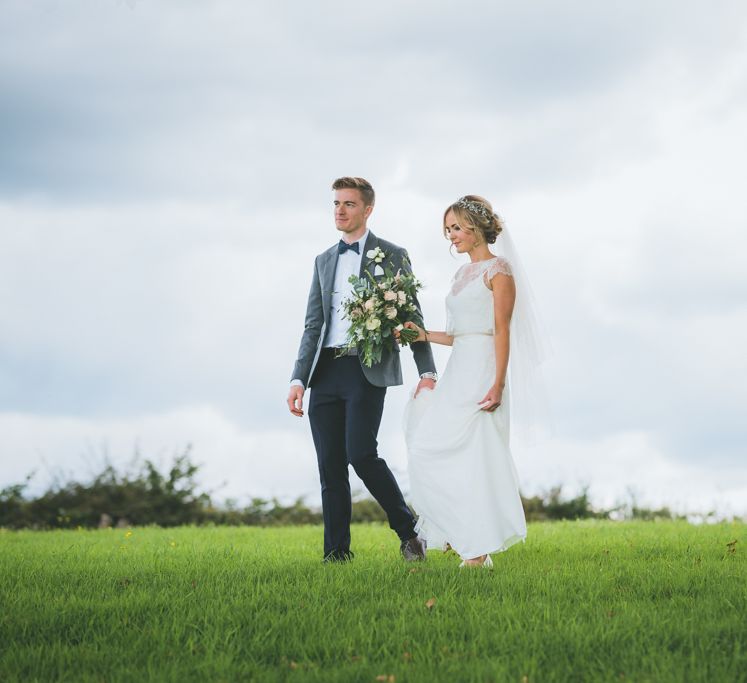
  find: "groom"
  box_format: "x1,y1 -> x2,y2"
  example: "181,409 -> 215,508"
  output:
287,176 -> 437,562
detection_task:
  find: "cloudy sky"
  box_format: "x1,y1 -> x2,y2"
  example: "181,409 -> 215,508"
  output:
1,0 -> 746,517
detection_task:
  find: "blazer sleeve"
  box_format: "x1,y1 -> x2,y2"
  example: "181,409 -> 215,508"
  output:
396,249 -> 437,377
291,257 -> 324,385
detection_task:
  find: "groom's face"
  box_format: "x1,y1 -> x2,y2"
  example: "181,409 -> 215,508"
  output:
334,189 -> 372,236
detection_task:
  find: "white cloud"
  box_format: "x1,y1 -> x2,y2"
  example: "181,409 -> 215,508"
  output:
0,407 -> 321,502
515,430 -> 747,518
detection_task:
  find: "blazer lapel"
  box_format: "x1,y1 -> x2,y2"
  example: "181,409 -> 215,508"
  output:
359,231 -> 378,279
320,245 -> 337,319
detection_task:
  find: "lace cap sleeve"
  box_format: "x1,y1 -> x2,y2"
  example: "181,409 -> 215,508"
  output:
483,257 -> 513,288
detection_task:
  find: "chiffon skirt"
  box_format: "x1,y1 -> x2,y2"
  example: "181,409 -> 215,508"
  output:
404,334 -> 527,559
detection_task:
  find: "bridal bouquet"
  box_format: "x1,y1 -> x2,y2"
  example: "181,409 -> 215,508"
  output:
339,252 -> 423,367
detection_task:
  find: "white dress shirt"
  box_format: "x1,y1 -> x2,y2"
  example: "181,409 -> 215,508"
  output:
323,230 -> 368,348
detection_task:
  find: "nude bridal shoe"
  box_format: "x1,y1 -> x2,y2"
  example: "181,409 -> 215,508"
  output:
459,555 -> 493,569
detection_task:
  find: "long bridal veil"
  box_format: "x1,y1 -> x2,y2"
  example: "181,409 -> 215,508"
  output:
492,223 -> 551,445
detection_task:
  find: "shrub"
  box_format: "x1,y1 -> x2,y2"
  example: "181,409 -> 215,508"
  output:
0,450 -> 697,529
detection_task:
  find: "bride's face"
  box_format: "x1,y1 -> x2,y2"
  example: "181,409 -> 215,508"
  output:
444,210 -> 477,253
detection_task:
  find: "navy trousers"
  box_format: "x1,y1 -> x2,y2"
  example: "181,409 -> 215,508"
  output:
308,349 -> 416,558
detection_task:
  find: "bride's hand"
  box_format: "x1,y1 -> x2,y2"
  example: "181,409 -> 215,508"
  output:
477,383 -> 504,412
394,321 -> 426,344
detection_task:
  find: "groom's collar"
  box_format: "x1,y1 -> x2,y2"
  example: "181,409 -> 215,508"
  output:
323,229 -> 376,259
342,229 -> 369,252
361,230 -> 376,254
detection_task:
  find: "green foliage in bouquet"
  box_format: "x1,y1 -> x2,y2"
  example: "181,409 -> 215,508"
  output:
339,263 -> 424,367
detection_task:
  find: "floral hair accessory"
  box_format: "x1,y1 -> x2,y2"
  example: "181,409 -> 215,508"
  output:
455,197 -> 491,221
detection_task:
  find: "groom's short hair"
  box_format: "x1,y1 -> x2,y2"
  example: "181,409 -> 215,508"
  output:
332,177 -> 375,207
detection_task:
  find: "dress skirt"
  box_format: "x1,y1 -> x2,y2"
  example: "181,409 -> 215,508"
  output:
404,333 -> 527,559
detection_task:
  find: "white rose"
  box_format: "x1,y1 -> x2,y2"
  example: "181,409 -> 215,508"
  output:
369,247 -> 385,263
397,291 -> 407,304
385,306 -> 397,319
365,317 -> 381,331
383,290 -> 397,302
364,298 -> 375,311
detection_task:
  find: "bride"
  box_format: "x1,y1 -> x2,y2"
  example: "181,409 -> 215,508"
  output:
400,195 -> 545,568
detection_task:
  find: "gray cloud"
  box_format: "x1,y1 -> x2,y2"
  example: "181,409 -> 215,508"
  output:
2,1 -> 745,202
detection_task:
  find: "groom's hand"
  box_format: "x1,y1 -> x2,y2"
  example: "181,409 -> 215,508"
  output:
287,386 -> 305,417
414,378 -> 436,398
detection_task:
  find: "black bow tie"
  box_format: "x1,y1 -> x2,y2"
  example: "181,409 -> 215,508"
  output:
338,240 -> 360,255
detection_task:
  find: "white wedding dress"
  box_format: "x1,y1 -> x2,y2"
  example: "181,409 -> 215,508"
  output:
404,256 -> 527,559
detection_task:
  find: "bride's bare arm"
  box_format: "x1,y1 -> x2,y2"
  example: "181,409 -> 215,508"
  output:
399,322 -> 454,347
423,329 -> 454,347
478,272 -> 515,411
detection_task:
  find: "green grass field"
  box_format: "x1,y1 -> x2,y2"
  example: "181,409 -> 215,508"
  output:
1,521 -> 745,682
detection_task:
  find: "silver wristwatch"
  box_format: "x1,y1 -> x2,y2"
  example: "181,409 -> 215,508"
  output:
420,372 -> 438,381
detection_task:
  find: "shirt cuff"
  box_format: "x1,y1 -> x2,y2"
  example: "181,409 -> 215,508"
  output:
290,379 -> 305,389
419,372 -> 438,381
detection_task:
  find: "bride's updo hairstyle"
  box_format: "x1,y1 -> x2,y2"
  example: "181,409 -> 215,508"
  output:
443,195 -> 504,245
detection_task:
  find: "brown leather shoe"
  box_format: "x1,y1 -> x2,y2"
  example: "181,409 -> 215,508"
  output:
400,536 -> 426,561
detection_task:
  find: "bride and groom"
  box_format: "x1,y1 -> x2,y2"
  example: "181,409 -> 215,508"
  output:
287,176 -> 541,567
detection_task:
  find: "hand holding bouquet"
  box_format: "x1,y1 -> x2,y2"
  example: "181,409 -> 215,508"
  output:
339,256 -> 424,367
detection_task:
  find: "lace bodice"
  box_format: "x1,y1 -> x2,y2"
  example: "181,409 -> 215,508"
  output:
446,257 -> 513,336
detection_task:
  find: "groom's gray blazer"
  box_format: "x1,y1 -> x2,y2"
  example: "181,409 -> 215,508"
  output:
291,231 -> 436,388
